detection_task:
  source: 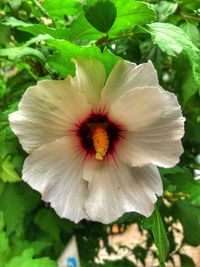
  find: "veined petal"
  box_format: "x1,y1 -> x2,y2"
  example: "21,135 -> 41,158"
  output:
117,91 -> 185,168
101,60 -> 159,105
9,79 -> 91,153
84,159 -> 162,224
23,136 -> 87,223
71,58 -> 106,107
109,86 -> 165,131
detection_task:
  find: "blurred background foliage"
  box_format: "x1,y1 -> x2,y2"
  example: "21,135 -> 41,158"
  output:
0,0 -> 200,266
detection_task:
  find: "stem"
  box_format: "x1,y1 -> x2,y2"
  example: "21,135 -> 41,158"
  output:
96,32 -> 134,46
32,0 -> 57,27
32,0 -> 49,17
181,13 -> 200,21
108,32 -> 134,42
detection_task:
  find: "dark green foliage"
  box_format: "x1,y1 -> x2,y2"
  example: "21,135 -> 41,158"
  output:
180,254 -> 195,267
84,0 -> 117,33
173,200 -> 200,246
0,0 -> 200,266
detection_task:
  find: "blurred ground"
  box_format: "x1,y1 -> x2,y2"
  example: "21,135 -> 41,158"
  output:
97,224 -> 200,266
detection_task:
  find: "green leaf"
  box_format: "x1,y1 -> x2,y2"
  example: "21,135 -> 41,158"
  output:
46,39 -> 119,77
182,69 -> 198,105
0,156 -> 20,183
165,168 -> 200,207
0,183 -> 40,234
147,22 -> 200,89
116,212 -> 141,224
25,34 -> 53,46
181,22 -> 200,46
1,19 -> 55,43
180,0 -> 200,12
62,0 -> 156,42
84,0 -> 117,33
1,17 -> 30,28
8,0 -> 22,11
0,47 -> 45,62
143,206 -> 170,266
42,0 -> 82,18
110,0 -> 156,36
5,248 -> 57,267
0,232 -> 9,253
132,246 -> 147,265
66,13 -> 102,43
0,211 -> 5,231
173,200 -> 200,246
0,213 -> 9,255
2,16 -> 101,43
29,239 -> 52,256
160,166 -> 184,176
155,1 -> 178,22
173,54 -> 198,105
19,25 -> 69,39
4,235 -> 52,261
103,259 -> 135,267
0,25 -> 11,46
34,209 -> 61,244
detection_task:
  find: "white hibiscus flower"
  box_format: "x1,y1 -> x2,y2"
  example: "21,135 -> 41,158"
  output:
9,58 -> 185,224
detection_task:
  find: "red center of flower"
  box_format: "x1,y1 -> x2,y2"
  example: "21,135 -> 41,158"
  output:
77,112 -> 123,159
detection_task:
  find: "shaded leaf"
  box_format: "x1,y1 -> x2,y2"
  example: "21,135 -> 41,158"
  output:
103,259 -> 135,267
173,200 -> 200,246
182,69 -> 198,105
84,0 -> 117,33
0,211 -> 5,231
0,25 -> 11,46
35,209 -> 61,244
180,254 -> 195,267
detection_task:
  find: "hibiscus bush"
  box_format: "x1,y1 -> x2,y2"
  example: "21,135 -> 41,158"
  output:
0,0 -> 200,266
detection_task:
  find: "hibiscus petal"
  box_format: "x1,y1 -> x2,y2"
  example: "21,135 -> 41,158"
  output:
72,58 -> 106,107
101,60 -> 159,105
9,79 -> 91,153
84,159 -> 162,224
117,91 -> 185,168
23,136 -> 87,223
109,86 -> 166,131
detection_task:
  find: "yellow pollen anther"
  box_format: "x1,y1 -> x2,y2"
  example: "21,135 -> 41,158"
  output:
90,124 -> 109,160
